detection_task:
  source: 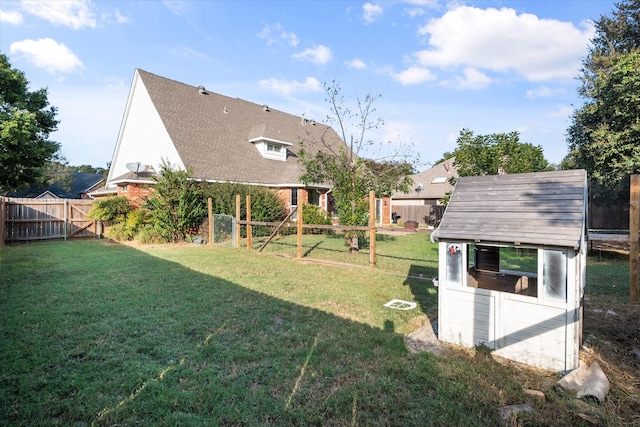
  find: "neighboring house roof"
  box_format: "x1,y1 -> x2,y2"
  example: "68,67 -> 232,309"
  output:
106,69 -> 347,190
8,173 -> 105,199
393,158 -> 457,200
432,169 -> 587,249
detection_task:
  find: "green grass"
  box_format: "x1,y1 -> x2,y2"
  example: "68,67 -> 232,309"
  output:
0,239 -> 636,426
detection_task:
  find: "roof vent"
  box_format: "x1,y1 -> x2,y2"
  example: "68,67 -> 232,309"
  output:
223,106 -> 228,114
198,86 -> 208,95
262,104 -> 269,112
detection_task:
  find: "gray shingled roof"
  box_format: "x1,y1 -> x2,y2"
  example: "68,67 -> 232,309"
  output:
432,169 -> 587,249
138,70 -> 345,187
393,158 -> 457,200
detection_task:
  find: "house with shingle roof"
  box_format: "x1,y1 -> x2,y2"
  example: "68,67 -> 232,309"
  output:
390,158 -> 457,226
100,69 -> 356,215
9,173 -> 104,200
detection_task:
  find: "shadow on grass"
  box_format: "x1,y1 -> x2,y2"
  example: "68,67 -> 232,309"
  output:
404,264 -> 439,318
0,241 -> 503,426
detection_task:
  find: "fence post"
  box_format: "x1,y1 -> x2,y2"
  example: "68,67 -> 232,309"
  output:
0,198 -> 5,247
369,190 -> 376,269
630,175 -> 639,303
64,199 -> 68,241
208,197 -> 213,245
235,194 -> 241,248
297,203 -> 303,259
246,195 -> 252,250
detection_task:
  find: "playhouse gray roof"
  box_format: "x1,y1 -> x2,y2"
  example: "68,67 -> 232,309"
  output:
432,169 -> 588,249
136,70 -> 346,187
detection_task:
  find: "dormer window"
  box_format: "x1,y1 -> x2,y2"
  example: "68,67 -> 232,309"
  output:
249,137 -> 292,161
266,143 -> 282,153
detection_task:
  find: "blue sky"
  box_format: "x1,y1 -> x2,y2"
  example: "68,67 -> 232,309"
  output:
0,0 -> 617,170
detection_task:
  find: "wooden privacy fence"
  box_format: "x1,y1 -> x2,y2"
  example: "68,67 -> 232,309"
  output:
0,197 -> 98,245
392,204 -> 445,226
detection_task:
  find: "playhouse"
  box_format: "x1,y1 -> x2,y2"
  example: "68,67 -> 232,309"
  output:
431,170 -> 588,371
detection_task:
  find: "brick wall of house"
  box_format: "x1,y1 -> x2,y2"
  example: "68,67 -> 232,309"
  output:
117,183 -> 153,208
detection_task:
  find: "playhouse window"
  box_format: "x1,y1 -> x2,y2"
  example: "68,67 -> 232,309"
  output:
467,245 -> 538,297
543,250 -> 567,302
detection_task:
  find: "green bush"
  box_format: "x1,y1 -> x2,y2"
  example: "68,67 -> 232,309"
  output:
199,182 -> 286,222
136,223 -> 167,244
143,161 -> 207,242
301,204 -> 333,235
89,197 -> 131,224
104,209 -> 154,242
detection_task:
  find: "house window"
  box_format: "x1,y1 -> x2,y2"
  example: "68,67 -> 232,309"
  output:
290,188 -> 298,219
308,189 -> 320,206
267,143 -> 282,153
119,184 -> 128,193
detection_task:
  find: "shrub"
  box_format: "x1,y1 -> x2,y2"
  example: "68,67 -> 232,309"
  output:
199,182 -> 286,223
89,197 -> 131,224
143,160 -> 207,242
301,204 -> 333,235
104,209 -> 154,242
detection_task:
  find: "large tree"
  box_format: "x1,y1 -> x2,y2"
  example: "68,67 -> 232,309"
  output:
299,81 -> 415,250
565,0 -> 640,199
0,54 -> 61,193
451,129 -> 550,177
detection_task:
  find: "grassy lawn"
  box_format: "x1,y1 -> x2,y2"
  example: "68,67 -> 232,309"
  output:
1,238 -> 638,426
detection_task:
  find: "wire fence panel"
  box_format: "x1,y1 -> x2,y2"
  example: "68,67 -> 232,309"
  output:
212,214 -> 236,247
239,219 -> 439,278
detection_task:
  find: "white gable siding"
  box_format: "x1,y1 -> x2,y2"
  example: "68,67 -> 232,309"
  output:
107,70 -> 184,188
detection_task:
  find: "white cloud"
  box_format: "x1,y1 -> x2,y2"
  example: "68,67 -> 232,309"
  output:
526,85 -> 566,99
1,8 -> 23,24
363,3 -> 383,23
449,67 -> 492,90
257,23 -> 299,47
549,105 -> 573,118
22,0 -> 96,29
346,58 -> 367,70
9,38 -> 83,74
101,9 -> 131,24
162,0 -> 190,17
382,120 -> 414,146
257,23 -> 283,46
292,45 -> 332,65
415,6 -> 594,82
389,66 -> 437,85
405,8 -> 425,18
282,31 -> 299,47
259,76 -> 322,95
403,0 -> 439,17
